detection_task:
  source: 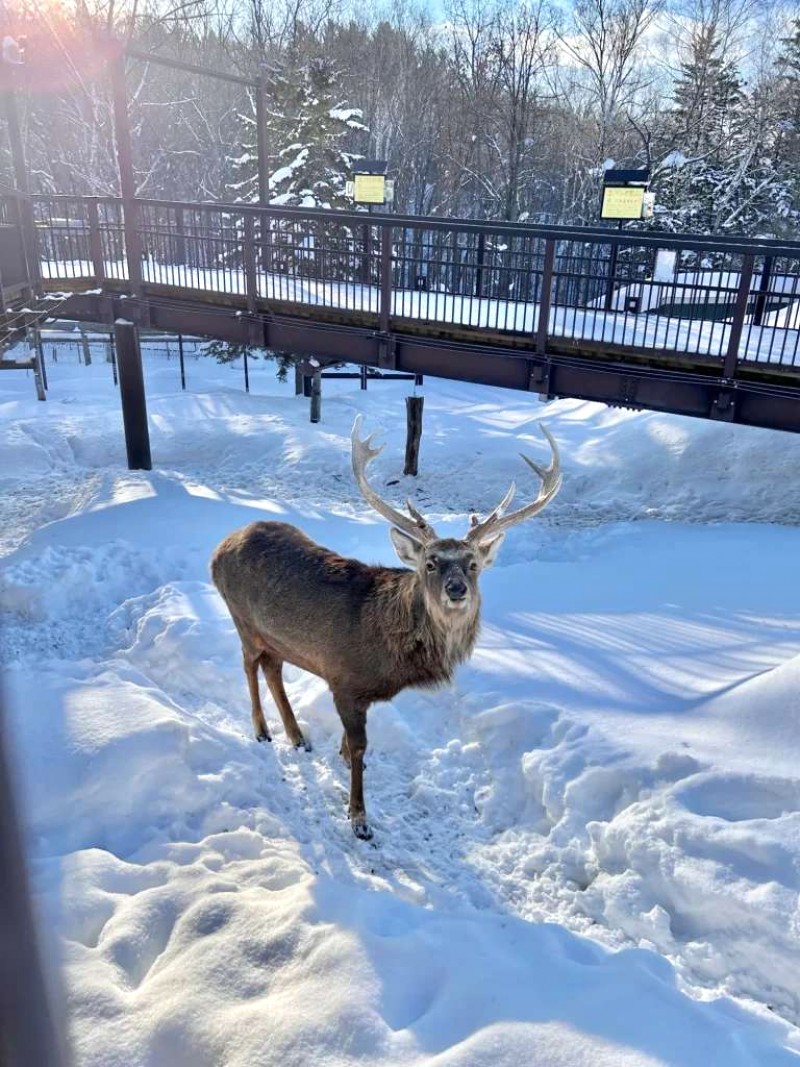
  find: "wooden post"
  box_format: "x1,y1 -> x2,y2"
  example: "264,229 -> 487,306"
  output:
294,361 -> 303,395
114,321 -> 152,470
31,326 -> 47,391
109,332 -> 118,386
404,395 -> 424,476
80,330 -> 92,366
310,368 -> 322,423
31,346 -> 46,402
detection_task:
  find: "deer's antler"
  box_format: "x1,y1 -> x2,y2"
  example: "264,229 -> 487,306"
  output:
351,415 -> 438,543
467,424 -> 561,544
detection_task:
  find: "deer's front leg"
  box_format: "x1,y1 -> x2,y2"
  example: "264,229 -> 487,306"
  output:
334,696 -> 371,840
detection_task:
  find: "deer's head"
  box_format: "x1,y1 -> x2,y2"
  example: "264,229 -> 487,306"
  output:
351,415 -> 561,617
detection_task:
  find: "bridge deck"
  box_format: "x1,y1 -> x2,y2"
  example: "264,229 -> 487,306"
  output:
40,259 -> 800,375
5,195 -> 800,431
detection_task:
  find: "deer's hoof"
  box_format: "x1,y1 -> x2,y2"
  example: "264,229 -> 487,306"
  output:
351,815 -> 373,841
294,733 -> 312,753
255,730 -> 271,743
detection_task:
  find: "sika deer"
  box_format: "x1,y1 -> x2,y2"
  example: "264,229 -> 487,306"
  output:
211,415 -> 561,839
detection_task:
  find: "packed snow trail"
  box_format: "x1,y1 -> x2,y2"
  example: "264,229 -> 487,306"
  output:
2,351 -> 800,1064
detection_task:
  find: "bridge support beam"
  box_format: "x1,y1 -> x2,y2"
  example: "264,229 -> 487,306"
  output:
51,291 -> 800,435
115,321 -> 152,471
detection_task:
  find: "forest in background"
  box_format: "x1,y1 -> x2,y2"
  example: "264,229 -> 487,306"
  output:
5,0 -> 800,237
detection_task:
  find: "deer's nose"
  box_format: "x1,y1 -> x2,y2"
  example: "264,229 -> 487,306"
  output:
445,578 -> 468,601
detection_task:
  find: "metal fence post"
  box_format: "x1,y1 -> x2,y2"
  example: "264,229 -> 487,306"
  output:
475,231 -> 486,299
752,255 -> 773,327
723,254 -> 755,379
379,222 -> 392,335
537,239 -> 555,354
361,219 -> 372,286
175,207 -> 186,266
87,198 -> 105,282
114,321 -> 152,470
109,51 -> 143,294
244,213 -> 258,314
604,238 -> 620,311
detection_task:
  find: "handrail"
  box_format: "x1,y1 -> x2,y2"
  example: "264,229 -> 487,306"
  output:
26,188 -> 800,377
25,193 -> 800,257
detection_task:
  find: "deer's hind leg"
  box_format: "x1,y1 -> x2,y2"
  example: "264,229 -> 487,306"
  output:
242,645 -> 271,743
260,654 -> 311,752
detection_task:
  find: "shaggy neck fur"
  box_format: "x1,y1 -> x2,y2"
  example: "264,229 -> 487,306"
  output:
375,569 -> 481,689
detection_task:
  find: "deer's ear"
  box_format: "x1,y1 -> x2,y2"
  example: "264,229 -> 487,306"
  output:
390,527 -> 424,567
477,533 -> 505,568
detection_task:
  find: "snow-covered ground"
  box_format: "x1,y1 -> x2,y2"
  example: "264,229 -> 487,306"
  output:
3,345 -> 800,1065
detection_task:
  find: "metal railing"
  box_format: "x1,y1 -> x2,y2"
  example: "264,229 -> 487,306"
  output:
24,194 -> 800,372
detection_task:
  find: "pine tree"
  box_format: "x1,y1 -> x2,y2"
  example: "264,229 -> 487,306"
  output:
652,25 -> 793,238
229,48 -> 366,209
776,19 -> 800,205
221,48 -> 367,377
671,25 -> 743,159
654,26 -> 745,234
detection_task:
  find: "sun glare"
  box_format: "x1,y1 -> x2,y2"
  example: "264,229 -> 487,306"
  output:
2,0 -> 116,95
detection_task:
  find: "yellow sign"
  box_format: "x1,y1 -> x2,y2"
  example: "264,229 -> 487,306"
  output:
353,174 -> 386,204
601,186 -> 645,220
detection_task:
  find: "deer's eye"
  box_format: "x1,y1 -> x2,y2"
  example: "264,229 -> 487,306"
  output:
426,559 -> 437,572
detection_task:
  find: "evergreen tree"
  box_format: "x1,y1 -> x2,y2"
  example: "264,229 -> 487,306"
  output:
671,25 -> 743,159
654,26 -> 744,233
229,48 -> 366,209
652,25 -> 794,238
776,18 -> 800,204
221,49 -> 367,376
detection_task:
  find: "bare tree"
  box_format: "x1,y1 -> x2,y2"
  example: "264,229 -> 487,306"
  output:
559,0 -> 662,162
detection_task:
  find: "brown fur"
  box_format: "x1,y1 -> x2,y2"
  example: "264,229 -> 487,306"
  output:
211,521 -> 485,839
